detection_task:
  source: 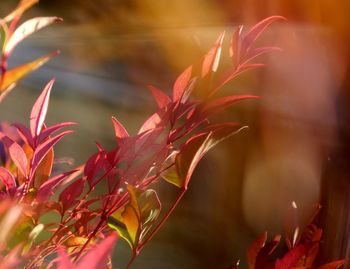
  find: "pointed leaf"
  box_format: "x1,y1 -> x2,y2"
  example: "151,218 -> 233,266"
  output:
0,52 -> 58,97
38,122 -> 77,144
0,167 -> 16,191
230,25 -> 243,66
247,232 -> 267,269
59,178 -> 85,213
4,17 -> 63,55
241,46 -> 282,66
138,112 -> 162,134
31,130 -> 73,177
318,260 -> 346,269
13,123 -> 33,148
241,16 -> 285,55
37,170 -> 78,202
212,64 -> 265,95
111,116 -> 129,142
201,31 -> 225,77
146,84 -> 171,109
0,135 -> 28,177
173,65 -> 192,102
76,234 -> 118,269
202,95 -> 259,117
30,79 -> 55,137
108,185 -> 161,250
4,0 -> 39,22
275,244 -> 313,269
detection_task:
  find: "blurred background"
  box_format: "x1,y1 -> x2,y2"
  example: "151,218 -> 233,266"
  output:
1,0 -> 350,268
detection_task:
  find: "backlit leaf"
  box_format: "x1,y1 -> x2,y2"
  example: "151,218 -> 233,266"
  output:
201,31 -> 225,77
108,185 -> 161,251
146,84 -> 170,109
59,178 -> 85,213
30,79 -> 55,137
0,167 -> 16,191
173,65 -> 192,102
247,232 -> 267,269
0,52 -> 58,99
241,16 -> 285,55
318,260 -> 346,269
4,17 -> 63,55
31,130 -> 73,177
76,234 -> 117,269
0,135 -> 28,177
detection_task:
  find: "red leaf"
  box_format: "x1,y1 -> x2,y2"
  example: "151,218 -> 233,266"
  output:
318,260 -> 346,269
255,235 -> 281,269
212,64 -> 265,95
173,65 -> 192,102
0,167 -> 16,191
201,31 -> 225,77
38,122 -> 77,144
0,135 -> 28,177
275,244 -> 313,269
111,116 -> 129,142
241,16 -> 286,55
146,84 -> 171,109
57,247 -> 74,269
230,25 -> 243,66
201,95 -> 259,117
36,170 -> 78,202
59,178 -> 85,213
31,130 -> 73,177
76,234 -> 117,269
84,150 -> 107,187
241,46 -> 282,66
13,123 -> 33,148
30,79 -> 55,137
247,232 -> 267,269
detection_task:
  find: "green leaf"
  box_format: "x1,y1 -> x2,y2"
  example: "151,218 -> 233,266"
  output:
108,185 -> 161,251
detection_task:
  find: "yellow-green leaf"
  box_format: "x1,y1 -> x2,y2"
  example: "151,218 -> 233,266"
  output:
0,52 -> 58,99
108,185 -> 161,251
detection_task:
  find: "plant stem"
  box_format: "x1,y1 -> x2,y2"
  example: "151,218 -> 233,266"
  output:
125,250 -> 138,269
137,188 -> 186,252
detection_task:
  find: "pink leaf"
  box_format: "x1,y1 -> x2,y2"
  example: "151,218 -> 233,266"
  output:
201,31 -> 225,77
31,130 -> 73,177
0,167 -> 16,191
4,17 -> 63,56
13,123 -> 33,148
146,84 -> 171,109
57,247 -> 75,269
111,117 -> 129,142
0,135 -> 28,177
173,65 -> 192,102
37,170 -> 78,202
138,112 -> 162,134
84,150 -> 107,187
76,234 -> 118,269
59,178 -> 85,213
241,16 -> 286,55
30,79 -> 55,137
38,122 -> 77,144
